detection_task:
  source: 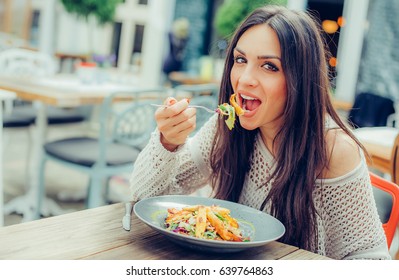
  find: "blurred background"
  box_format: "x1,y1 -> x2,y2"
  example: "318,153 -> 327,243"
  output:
1,0 -> 397,101
1,0 -> 398,239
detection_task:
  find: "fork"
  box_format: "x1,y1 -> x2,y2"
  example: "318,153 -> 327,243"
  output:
122,202 -> 133,231
150,104 -> 217,114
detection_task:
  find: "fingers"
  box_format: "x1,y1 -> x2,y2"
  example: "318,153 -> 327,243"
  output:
157,106 -> 196,136
155,97 -> 196,148
161,122 -> 196,148
161,113 -> 196,137
157,98 -> 191,118
163,97 -> 177,106
155,98 -> 190,121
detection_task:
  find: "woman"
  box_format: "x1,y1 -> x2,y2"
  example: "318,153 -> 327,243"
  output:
162,17 -> 190,75
130,5 -> 390,259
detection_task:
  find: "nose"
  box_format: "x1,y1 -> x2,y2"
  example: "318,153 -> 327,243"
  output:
238,66 -> 259,87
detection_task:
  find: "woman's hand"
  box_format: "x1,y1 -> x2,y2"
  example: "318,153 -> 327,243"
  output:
155,97 -> 196,151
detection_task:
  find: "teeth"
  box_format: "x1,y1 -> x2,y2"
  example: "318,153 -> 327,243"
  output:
240,94 -> 257,100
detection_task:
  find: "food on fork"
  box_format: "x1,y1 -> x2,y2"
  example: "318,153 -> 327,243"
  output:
229,93 -> 245,116
217,103 -> 236,130
164,205 -> 250,242
216,93 -> 246,130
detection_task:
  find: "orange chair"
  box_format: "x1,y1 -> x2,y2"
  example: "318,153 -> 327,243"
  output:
370,172 -> 399,249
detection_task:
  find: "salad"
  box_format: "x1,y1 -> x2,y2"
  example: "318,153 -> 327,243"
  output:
164,204 -> 250,242
216,93 -> 245,130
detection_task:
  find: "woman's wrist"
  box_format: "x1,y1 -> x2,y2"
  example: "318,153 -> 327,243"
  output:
160,134 -> 179,152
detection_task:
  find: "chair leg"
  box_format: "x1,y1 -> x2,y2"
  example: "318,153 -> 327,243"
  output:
35,157 -> 47,219
86,175 -> 105,208
104,177 -> 112,204
24,126 -> 33,191
4,149 -> 46,222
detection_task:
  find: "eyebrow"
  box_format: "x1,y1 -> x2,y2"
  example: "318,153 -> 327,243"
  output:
235,47 -> 281,60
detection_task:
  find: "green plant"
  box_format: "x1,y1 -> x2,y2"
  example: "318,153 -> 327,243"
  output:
60,0 -> 122,25
214,0 -> 287,39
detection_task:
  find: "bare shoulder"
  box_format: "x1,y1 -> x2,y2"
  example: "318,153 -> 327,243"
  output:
321,129 -> 361,179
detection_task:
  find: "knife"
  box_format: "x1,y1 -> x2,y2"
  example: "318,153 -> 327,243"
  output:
122,202 -> 133,231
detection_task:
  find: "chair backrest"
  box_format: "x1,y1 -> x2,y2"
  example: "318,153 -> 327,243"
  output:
0,89 -> 16,115
370,172 -> 399,248
386,101 -> 399,127
390,133 -> 399,185
98,88 -> 166,158
173,83 -> 219,133
0,48 -> 57,77
348,92 -> 395,128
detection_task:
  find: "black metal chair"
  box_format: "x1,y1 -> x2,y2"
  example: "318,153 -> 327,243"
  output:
11,104 -> 87,125
348,92 -> 395,128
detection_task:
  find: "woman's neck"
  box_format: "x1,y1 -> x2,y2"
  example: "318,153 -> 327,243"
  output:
259,125 -> 279,156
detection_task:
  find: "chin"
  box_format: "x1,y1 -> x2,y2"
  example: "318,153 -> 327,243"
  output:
238,120 -> 258,131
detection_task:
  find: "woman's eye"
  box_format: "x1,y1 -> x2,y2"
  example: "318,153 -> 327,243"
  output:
234,56 -> 246,64
262,62 -> 278,72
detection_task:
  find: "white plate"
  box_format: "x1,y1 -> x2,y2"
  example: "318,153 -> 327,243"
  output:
134,195 -> 285,253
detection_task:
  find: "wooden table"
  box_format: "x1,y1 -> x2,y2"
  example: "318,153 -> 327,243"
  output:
331,98 -> 352,112
0,74 -> 137,107
362,141 -> 392,174
0,202 -> 329,260
354,127 -> 398,175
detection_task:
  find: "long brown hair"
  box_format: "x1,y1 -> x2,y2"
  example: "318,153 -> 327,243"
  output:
210,5 -> 364,250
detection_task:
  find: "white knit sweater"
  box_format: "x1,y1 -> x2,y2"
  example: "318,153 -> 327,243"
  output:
130,114 -> 390,259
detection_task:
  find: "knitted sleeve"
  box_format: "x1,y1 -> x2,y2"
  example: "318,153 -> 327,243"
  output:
130,114 -> 217,200
314,151 -> 390,259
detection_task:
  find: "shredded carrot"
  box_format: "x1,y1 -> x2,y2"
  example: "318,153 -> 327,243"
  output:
230,93 -> 245,116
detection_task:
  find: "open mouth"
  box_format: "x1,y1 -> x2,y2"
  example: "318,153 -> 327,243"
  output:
240,93 -> 261,112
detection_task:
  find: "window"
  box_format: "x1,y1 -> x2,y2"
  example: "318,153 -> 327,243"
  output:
111,22 -> 122,66
138,0 -> 148,5
132,24 -> 144,53
0,0 -> 33,40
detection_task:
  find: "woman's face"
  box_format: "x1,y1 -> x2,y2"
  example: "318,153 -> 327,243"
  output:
230,23 -> 287,135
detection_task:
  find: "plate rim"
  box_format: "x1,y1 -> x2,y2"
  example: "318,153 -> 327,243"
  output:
133,195 -> 285,249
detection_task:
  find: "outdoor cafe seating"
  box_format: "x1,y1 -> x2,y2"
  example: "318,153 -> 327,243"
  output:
0,48 -> 90,219
36,88 -> 166,217
35,83 -> 219,214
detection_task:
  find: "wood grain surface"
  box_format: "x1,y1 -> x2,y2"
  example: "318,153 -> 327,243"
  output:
0,203 -> 330,260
